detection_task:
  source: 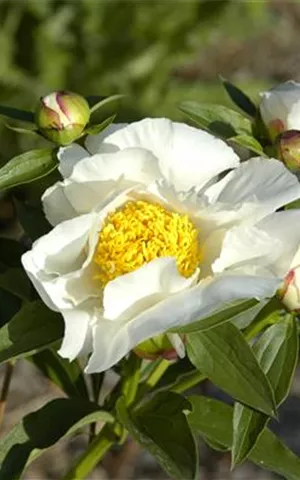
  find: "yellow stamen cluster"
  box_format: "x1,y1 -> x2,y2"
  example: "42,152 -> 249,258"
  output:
93,200 -> 202,285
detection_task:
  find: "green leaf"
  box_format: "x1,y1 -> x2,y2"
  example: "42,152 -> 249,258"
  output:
172,298 -> 258,334
85,115 -> 116,135
229,134 -> 265,156
155,357 -> 196,390
220,77 -> 257,117
117,392 -> 198,480
232,315 -> 298,466
30,348 -> 89,399
188,395 -> 300,480
0,149 -> 58,191
0,398 -> 113,479
0,239 -> 26,269
187,322 -> 276,417
5,123 -> 40,137
15,200 -> 51,241
0,300 -> 63,364
0,105 -> 35,123
178,101 -> 253,138
0,269 -> 31,302
90,94 -> 125,114
0,289 -> 21,328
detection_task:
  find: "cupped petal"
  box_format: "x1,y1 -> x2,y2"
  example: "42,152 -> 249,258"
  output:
42,181 -> 77,226
103,257 -> 199,321
29,213 -> 97,275
58,301 -> 94,361
212,224 -> 281,275
70,147 -> 161,185
85,273 -> 280,373
256,210 -> 300,275
86,118 -> 239,191
58,144 -> 89,178
205,158 -> 300,224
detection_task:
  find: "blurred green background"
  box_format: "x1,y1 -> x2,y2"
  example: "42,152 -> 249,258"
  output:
0,0 -> 298,162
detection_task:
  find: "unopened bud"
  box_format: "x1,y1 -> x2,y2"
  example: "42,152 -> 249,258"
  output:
35,91 -> 90,146
134,333 -> 185,361
277,130 -> 300,171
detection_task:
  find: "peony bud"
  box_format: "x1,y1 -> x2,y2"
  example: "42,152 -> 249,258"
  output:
35,91 -> 90,145
277,130 -> 300,171
260,81 -> 300,141
278,247 -> 300,312
134,333 -> 185,361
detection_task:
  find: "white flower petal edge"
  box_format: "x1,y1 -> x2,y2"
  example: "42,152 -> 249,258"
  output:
85,274 -> 280,373
205,158 -> 300,225
85,118 -> 240,191
260,80 -> 300,133
103,257 -> 199,321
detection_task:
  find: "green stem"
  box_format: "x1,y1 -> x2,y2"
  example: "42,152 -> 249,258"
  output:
121,353 -> 141,406
145,358 -> 170,388
171,371 -> 206,393
62,425 -> 115,480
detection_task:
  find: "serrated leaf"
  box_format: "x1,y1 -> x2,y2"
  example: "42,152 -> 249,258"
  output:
0,105 -> 34,123
117,392 -> 198,480
187,322 -> 276,417
232,315 -> 298,466
0,149 -> 58,191
220,77 -> 257,117
0,300 -> 63,364
172,298 -> 258,334
85,115 -> 116,135
30,348 -> 88,399
0,268 -> 31,302
229,134 -> 265,156
188,395 -> 300,480
178,101 -> 252,138
0,398 -> 113,479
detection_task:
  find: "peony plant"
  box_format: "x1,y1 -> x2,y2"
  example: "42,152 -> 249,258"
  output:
0,83 -> 300,479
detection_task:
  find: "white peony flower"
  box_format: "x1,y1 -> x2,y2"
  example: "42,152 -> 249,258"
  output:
260,81 -> 300,140
22,118 -> 300,373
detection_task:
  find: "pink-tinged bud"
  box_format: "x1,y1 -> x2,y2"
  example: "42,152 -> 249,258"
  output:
35,91 -> 90,145
277,130 -> 300,171
134,333 -> 185,361
278,247 -> 300,312
259,81 -> 300,142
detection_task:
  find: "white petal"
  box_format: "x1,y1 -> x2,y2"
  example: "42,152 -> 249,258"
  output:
31,213 -> 96,275
85,273 -> 280,372
167,333 -> 185,358
42,181 -> 77,226
58,303 -> 92,361
70,147 -> 160,185
22,213 -> 98,311
212,224 -> 282,275
58,144 -> 89,178
87,118 -> 239,191
257,210 -> 300,276
103,257 -> 199,320
85,123 -> 128,154
205,158 -> 300,224
21,251 -> 59,311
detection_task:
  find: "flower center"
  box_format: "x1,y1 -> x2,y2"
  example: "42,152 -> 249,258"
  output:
93,200 -> 202,285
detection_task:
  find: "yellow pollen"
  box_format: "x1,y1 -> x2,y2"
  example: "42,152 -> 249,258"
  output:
93,200 -> 202,285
